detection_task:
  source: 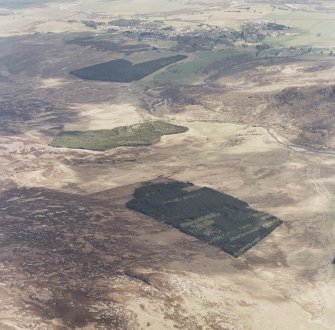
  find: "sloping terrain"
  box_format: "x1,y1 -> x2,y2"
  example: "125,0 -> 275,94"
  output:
153,82 -> 335,151
0,185 -> 279,329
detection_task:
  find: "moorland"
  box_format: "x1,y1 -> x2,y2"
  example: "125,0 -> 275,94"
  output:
0,0 -> 335,329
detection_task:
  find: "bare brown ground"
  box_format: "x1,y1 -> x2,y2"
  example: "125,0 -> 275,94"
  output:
1,111 -> 335,329
217,61 -> 335,93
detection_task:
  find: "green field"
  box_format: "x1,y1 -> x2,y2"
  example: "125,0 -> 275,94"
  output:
154,48 -> 256,83
50,121 -> 188,151
263,11 -> 335,48
127,180 -> 282,257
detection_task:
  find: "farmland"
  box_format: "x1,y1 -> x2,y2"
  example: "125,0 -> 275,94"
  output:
50,121 -> 188,151
70,55 -> 187,83
127,180 -> 282,257
154,48 -> 256,83
262,8 -> 335,48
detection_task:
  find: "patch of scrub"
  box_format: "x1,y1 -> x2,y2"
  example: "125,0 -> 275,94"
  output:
50,121 -> 188,151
